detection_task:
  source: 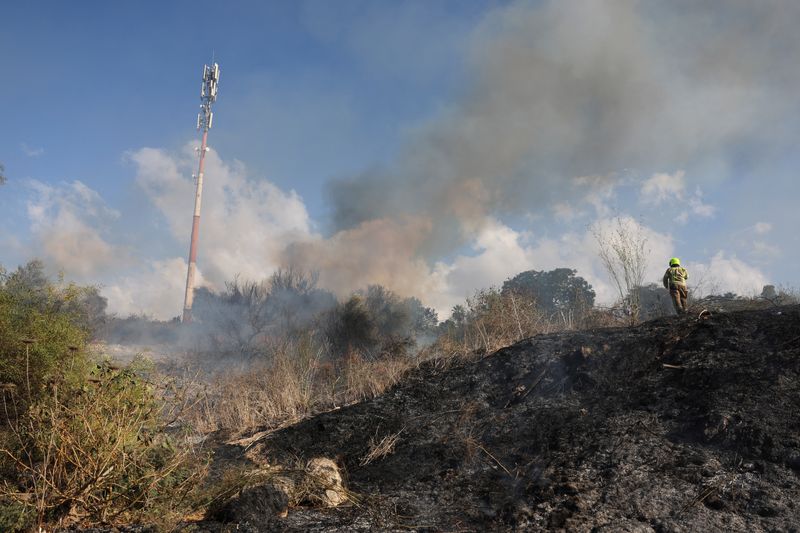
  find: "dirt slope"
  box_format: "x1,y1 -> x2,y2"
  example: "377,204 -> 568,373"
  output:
209,306 -> 800,532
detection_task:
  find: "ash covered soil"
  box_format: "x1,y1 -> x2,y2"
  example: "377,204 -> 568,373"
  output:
203,306 -> 800,532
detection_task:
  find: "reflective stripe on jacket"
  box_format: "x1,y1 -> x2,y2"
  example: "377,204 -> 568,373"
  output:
663,266 -> 688,289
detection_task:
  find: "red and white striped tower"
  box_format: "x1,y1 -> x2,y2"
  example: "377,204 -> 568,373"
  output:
182,62 -> 220,323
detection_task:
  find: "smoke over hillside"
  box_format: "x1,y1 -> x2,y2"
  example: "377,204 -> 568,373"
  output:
277,0 -> 797,309
14,0 -> 797,318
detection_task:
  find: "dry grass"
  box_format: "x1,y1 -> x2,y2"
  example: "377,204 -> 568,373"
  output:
443,401 -> 485,464
0,362 -> 207,530
193,351 -> 321,432
180,343 -> 414,434
166,291 -> 627,436
343,353 -> 411,400
360,429 -> 403,466
432,289 -> 620,362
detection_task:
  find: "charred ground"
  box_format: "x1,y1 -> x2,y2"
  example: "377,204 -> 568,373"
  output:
201,305 -> 800,532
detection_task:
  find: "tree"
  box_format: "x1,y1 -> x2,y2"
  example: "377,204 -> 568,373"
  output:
0,162 -> 6,185
191,279 -> 271,354
263,268 -> 337,335
325,285 -> 438,359
404,296 -> 439,339
438,304 -> 467,341
501,268 -> 595,315
326,295 -> 379,357
3,259 -> 49,308
592,217 -> 650,324
190,269 -> 337,355
361,285 -> 410,340
637,283 -> 673,320
760,284 -> 799,306
761,285 -> 777,301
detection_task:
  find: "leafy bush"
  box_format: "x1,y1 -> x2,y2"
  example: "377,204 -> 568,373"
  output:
0,261 -> 93,405
0,261 -> 208,530
0,361 -> 207,530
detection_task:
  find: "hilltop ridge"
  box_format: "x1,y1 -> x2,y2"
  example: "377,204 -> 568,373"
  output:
203,305 -> 800,532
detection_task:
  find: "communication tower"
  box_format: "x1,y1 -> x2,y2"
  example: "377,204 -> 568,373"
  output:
182,61 -> 220,323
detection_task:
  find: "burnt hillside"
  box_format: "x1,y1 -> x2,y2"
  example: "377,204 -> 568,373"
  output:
209,305 -> 800,532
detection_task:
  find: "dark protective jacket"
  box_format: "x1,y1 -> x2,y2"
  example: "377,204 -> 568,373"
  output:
663,266 -> 689,289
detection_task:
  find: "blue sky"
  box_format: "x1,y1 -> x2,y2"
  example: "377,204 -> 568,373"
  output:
0,1 -> 482,212
1,1 -> 798,318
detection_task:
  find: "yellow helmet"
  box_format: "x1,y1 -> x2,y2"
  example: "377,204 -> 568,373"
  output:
669,257 -> 680,266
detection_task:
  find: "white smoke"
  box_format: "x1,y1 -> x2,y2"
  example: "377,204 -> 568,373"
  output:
102,257 -> 201,319
130,144 -> 316,288
26,180 -> 124,279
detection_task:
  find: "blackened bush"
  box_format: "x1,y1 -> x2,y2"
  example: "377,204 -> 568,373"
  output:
326,295 -> 379,357
325,286 -> 439,360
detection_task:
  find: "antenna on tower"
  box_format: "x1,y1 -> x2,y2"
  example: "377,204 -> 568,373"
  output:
182,59 -> 220,323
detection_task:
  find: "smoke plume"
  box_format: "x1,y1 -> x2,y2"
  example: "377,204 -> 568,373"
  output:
282,0 -> 798,303
22,0 -> 790,319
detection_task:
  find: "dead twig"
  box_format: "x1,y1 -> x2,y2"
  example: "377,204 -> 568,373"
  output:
505,368 -> 548,408
476,444 -> 513,476
360,428 -> 403,466
680,484 -> 719,514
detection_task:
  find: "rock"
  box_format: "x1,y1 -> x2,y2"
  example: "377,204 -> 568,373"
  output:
304,457 -> 347,507
214,476 -> 295,523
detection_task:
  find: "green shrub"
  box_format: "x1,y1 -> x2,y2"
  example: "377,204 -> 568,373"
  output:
0,497 -> 29,532
0,262 -> 208,530
1,361 -> 208,530
0,261 -> 93,403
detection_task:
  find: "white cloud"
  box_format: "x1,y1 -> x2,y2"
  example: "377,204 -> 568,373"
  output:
641,171 -> 686,205
20,142 -> 44,157
753,222 -> 772,235
688,252 -> 768,297
552,202 -> 580,221
26,180 -> 123,279
426,215 -> 676,316
641,171 -> 715,222
730,222 -> 780,264
688,188 -> 715,218
751,241 -> 781,260
574,174 -> 618,216
639,170 -> 717,224
428,219 -> 536,313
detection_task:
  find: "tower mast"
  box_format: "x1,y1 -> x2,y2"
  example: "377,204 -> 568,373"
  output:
182,61 -> 220,323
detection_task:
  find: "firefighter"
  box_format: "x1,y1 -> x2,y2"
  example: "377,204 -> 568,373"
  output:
663,257 -> 689,314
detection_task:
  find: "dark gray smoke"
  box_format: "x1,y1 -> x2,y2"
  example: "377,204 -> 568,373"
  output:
283,0 -> 800,295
